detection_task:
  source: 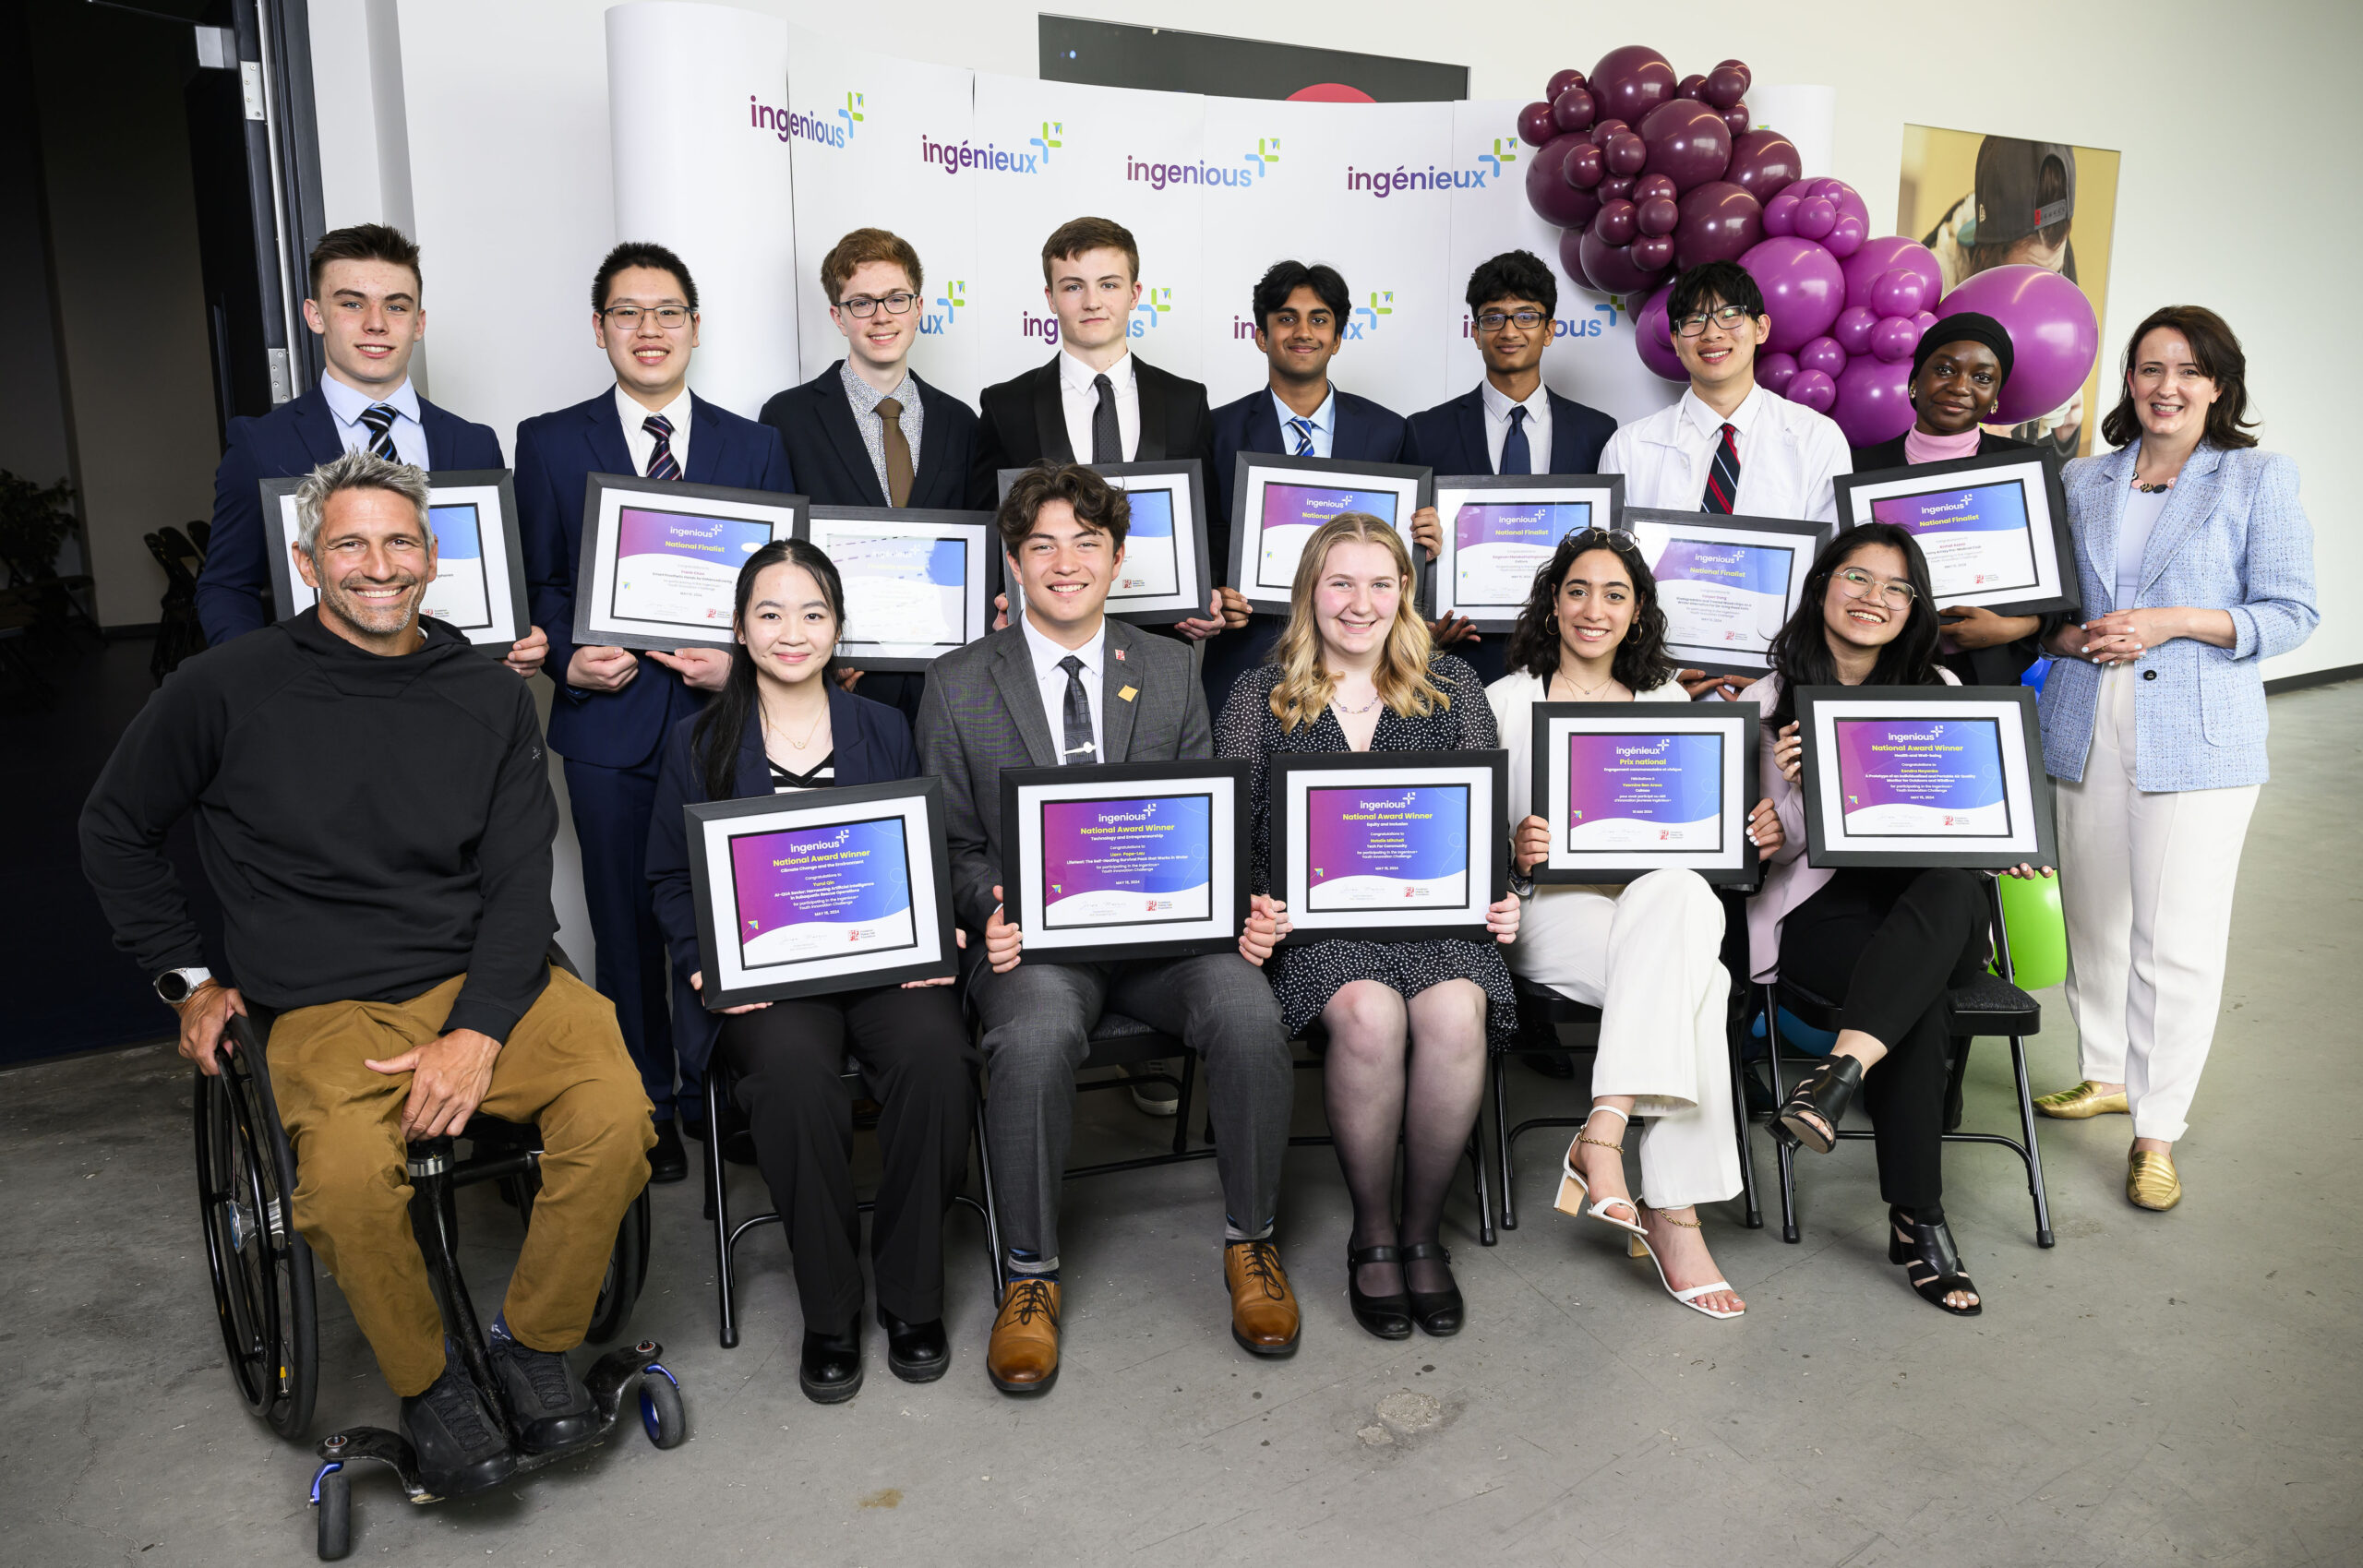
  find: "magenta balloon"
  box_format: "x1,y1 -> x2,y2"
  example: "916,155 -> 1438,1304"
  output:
1672,180 -> 1762,269
1702,65 -> 1749,110
1634,284 -> 1687,382
1757,351 -> 1800,396
1824,212 -> 1865,258
1589,44 -> 1676,127
1824,181 -> 1870,230
1526,137 -> 1602,229
1593,197 -> 1639,246
1630,233 -> 1675,271
1517,102 -> 1558,149
1634,172 -> 1677,205
1871,315 -> 1921,363
1914,309 -> 1939,334
1561,139 -> 1605,189
1797,335 -> 1849,379
1637,196 -> 1680,236
1721,103 -> 1751,138
1793,196 -> 1837,240
1637,99 -> 1733,194
1578,226 -> 1665,295
1830,356 -> 1915,446
1675,73 -> 1707,102
1762,189 -> 1801,237
1832,305 -> 1878,355
1937,263 -> 2102,421
1589,117 -> 1630,150
1714,58 -> 1753,92
1787,367 -> 1838,413
1725,129 -> 1802,203
1552,86 -> 1597,135
1546,67 -> 1586,101
1556,227 -> 1598,293
1841,235 -> 1944,314
1597,174 -> 1636,203
1740,235 -> 1847,353
1867,266 -> 1928,318
1606,132 -> 1649,176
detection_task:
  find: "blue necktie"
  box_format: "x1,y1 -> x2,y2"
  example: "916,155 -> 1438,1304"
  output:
1499,405 -> 1531,475
1288,416 -> 1315,457
358,403 -> 400,461
643,414 -> 681,481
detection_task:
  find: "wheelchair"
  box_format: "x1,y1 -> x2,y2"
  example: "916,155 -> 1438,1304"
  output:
193,984 -> 685,1561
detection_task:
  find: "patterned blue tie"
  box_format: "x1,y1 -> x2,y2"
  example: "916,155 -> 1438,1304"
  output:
1499,405 -> 1531,475
643,414 -> 681,481
358,403 -> 400,461
1288,416 -> 1315,457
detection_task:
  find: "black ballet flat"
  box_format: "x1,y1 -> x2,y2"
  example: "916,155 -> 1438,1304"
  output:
1399,1241 -> 1464,1337
1346,1244 -> 1414,1340
1889,1213 -> 1983,1317
1773,1055 -> 1864,1155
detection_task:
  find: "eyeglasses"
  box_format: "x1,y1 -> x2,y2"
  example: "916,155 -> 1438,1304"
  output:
1835,567 -> 1918,609
839,291 -> 919,318
1476,309 -> 1546,331
1674,305 -> 1751,338
601,305 -> 691,329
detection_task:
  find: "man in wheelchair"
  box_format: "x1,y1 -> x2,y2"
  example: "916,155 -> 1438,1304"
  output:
81,451 -> 655,1496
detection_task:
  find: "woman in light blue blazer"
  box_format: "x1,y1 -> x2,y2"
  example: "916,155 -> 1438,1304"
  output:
2035,305 -> 2315,1212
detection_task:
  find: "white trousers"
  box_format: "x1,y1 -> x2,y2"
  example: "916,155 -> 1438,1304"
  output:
1506,868 -> 1739,1208
2057,663 -> 2260,1142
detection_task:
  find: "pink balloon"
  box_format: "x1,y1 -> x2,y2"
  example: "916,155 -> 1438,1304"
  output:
1757,351 -> 1800,396
1629,233 -> 1674,271
1589,44 -> 1676,127
1841,236 -> 1944,315
1786,367 -> 1838,413
1526,136 -> 1602,229
1825,213 -> 1865,258
1726,129 -> 1801,203
1797,335 -> 1849,380
1739,235 -> 1847,353
1793,196 -> 1837,240
1551,87 -> 1597,135
1589,117 -> 1630,150
1832,305 -> 1879,355
1913,309 -> 1939,334
1829,356 -> 1915,447
1561,139 -> 1604,189
1675,73 -> 1707,102
1606,132 -> 1649,176
1868,267 -> 1929,318
1937,264 -> 2101,422
1871,315 -> 1922,363
1634,284 -> 1687,381
1762,189 -> 1801,237
1673,180 -> 1761,269
1824,181 -> 1870,231
1577,226 -> 1664,295
1721,103 -> 1750,138
1634,172 -> 1678,205
1637,196 -> 1679,236
1597,174 -> 1636,203
1545,68 -> 1586,101
1517,102 -> 1557,148
1637,98 -> 1733,194
1556,227 -> 1598,292
1593,197 -> 1638,246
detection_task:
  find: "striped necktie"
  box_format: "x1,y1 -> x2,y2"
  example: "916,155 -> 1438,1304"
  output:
1701,422 -> 1741,514
643,414 -> 681,481
358,403 -> 400,461
1288,416 -> 1315,456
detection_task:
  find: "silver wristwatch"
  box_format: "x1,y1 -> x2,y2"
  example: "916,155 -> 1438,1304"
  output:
154,966 -> 214,1006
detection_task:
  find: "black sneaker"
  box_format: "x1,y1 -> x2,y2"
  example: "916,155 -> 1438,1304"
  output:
487,1335 -> 598,1454
400,1359 -> 517,1497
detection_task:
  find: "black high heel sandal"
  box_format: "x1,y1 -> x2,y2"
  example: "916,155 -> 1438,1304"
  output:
1773,1054 -> 1864,1154
1346,1244 -> 1414,1340
1399,1242 -> 1463,1337
1889,1212 -> 1982,1316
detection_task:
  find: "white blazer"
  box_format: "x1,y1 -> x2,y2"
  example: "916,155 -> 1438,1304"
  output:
1599,384 -> 1851,523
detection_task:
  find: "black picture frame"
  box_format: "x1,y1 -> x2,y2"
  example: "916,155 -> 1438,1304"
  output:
1621,508 -> 1829,678
1429,473 -> 1625,633
1528,700 -> 1763,886
797,506 -> 1000,672
995,461 -> 1216,628
259,469 -> 530,650
1834,447 -> 2077,616
572,473 -> 809,653
998,760 -> 1252,964
1272,748 -> 1508,944
1795,685 -> 2057,870
1226,451 -> 1433,613
683,778 -> 956,1007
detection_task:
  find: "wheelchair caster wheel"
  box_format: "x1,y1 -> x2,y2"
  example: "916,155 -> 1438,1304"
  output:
638,1367 -> 685,1450
314,1467 -> 351,1561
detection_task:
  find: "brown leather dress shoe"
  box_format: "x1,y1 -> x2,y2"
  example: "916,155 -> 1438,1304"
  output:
1225,1240 -> 1301,1358
986,1277 -> 1062,1395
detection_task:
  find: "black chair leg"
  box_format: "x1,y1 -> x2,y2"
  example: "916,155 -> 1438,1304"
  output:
1730,1026 -> 1762,1230
1763,987 -> 1801,1244
972,1098 -> 1005,1302
706,1070 -> 738,1349
1170,1051 -> 1197,1158
1467,1130 -> 1495,1247
2009,1034 -> 2057,1248
1492,1051 -> 1518,1232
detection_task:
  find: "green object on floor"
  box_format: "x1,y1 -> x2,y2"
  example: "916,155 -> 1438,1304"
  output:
1996,871 -> 2067,990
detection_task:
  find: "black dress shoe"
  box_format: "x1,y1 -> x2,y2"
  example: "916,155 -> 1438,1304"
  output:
647,1118 -> 687,1183
400,1359 -> 516,1497
1400,1241 -> 1464,1337
876,1307 -> 949,1383
1345,1244 -> 1413,1340
487,1335 -> 597,1454
798,1325 -> 864,1404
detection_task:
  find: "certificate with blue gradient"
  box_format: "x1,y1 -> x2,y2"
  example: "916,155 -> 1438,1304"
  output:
1256,483 -> 1403,592
416,503 -> 493,631
1833,718 -> 2010,838
1110,486 -> 1181,600
1453,501 -> 1590,610
1303,784 -> 1472,913
729,816 -> 918,968
1870,481 -> 2038,598
1649,535 -> 1795,659
1038,793 -> 1213,928
610,507 -> 774,631
1564,732 -> 1725,852
832,532 -> 970,649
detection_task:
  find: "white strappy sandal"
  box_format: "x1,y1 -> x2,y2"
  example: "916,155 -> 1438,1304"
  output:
1553,1106 -> 1649,1242
1628,1209 -> 1745,1321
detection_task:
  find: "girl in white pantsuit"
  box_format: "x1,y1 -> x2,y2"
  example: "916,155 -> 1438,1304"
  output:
1488,529 -> 1783,1320
2038,305 -> 2316,1211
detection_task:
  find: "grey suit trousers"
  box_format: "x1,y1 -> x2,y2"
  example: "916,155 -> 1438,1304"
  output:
970,950 -> 1293,1269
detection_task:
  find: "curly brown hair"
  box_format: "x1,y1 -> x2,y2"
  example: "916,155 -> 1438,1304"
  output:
2100,305 -> 2259,452
1503,528 -> 1676,691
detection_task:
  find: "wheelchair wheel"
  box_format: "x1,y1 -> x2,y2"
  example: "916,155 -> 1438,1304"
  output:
638,1368 -> 685,1449
585,1188 -> 651,1344
194,1035 -> 318,1439
314,1467 -> 351,1561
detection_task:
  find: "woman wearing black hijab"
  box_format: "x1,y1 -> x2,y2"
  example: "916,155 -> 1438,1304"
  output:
1851,312 -> 2050,685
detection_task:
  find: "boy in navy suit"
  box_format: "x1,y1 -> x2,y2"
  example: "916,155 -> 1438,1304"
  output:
514,242 -> 797,1180
197,224 -> 544,677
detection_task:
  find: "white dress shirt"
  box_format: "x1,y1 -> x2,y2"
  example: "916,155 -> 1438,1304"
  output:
1020,611 -> 1108,763
1597,384 -> 1850,522
1057,347 -> 1139,463
319,374 -> 428,468
617,384 -> 693,477
1270,388 -> 1337,459
1481,378 -> 1554,474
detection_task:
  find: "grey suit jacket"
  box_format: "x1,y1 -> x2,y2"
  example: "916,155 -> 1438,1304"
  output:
916,616 -> 1210,933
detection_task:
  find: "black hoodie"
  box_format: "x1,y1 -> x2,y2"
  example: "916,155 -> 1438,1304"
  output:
80,610 -> 558,1041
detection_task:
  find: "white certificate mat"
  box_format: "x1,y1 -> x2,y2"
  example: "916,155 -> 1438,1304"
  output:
1001,762 -> 1248,961
1533,701 -> 1761,883
802,507 -> 994,671
1796,687 -> 2056,868
1228,453 -> 1432,612
575,475 -> 806,652
1431,475 -> 1624,632
260,471 -> 529,648
1274,751 -> 1507,941
1624,509 -> 1826,676
1836,449 -> 2074,615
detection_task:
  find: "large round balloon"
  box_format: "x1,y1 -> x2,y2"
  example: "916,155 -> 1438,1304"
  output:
1702,61 -> 1750,110
1840,235 -> 1943,315
1545,67 -> 1586,101
1871,316 -> 1921,363
1672,180 -> 1762,269
1637,99 -> 1733,194
1829,356 -> 1915,447
1797,335 -> 1848,380
1724,129 -> 1801,203
1635,284 -> 1687,382
1578,225 -> 1668,294
1762,189 -> 1801,237
1637,196 -> 1679,236
1634,172 -> 1677,205
1832,305 -> 1879,356
1787,367 -> 1839,413
1551,87 -> 1597,135
1561,139 -> 1605,190
1517,102 -> 1556,148
1630,233 -> 1674,270
1527,136 -> 1601,229
1937,264 -> 2101,422
1594,198 -> 1639,246
1589,44 -> 1676,127
1556,227 -> 1598,293
1740,236 -> 1846,353
1756,350 -> 1800,397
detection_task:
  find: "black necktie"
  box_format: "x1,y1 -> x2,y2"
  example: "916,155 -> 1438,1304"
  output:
1701,422 -> 1741,514
1057,654 -> 1097,764
644,414 -> 681,481
358,403 -> 400,461
1090,373 -> 1121,463
1499,405 -> 1531,475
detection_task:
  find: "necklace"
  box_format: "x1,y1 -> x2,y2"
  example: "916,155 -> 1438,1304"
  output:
764,701 -> 829,751
1334,685 -> 1383,715
1552,669 -> 1624,701
2132,478 -> 2174,494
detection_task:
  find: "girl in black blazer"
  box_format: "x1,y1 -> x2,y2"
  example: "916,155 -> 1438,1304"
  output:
647,541 -> 977,1406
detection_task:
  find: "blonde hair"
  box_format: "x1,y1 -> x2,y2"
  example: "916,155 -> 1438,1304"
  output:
1268,512 -> 1444,733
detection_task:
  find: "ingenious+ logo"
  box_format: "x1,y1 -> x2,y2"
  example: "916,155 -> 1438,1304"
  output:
1349,291 -> 1393,339
1125,137 -> 1280,192
921,121 -> 1062,176
1460,301 -> 1624,341
1345,137 -> 1521,198
919,281 -> 964,338
1021,284 -> 1177,345
750,90 -> 862,149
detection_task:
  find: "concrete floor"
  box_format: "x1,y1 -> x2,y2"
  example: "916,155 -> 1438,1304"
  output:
6,684 -> 2359,1568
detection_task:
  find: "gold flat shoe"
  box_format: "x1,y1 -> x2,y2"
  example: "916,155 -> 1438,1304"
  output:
2127,1150 -> 2181,1211
2035,1081 -> 2129,1119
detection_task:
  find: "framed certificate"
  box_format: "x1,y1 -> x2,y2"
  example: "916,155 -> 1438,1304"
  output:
1795,686 -> 2056,869
259,470 -> 530,649
1529,701 -> 1762,885
1623,509 -> 1827,677
1431,475 -> 1624,632
1835,449 -> 2075,616
995,461 -> 1214,627
1272,749 -> 1509,944
1227,453 -> 1433,613
572,474 -> 808,652
798,507 -> 996,672
999,760 -> 1249,964
684,778 -> 956,1007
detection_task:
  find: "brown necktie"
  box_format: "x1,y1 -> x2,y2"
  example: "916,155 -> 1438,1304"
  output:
875,396 -> 914,507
